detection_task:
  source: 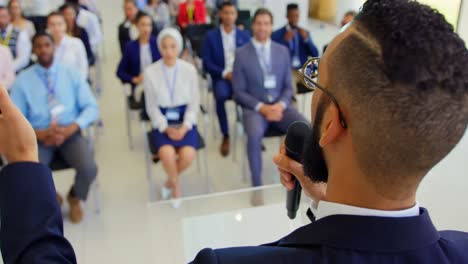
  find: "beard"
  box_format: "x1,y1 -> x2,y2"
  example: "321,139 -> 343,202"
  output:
302,99 -> 329,183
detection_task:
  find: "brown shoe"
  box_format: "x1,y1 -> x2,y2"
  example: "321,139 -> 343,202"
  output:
56,192 -> 63,207
220,137 -> 230,157
67,192 -> 84,224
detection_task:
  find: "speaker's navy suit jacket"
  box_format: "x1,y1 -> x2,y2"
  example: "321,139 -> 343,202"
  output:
190,208 -> 468,263
1,163 -> 468,264
0,163 -> 77,263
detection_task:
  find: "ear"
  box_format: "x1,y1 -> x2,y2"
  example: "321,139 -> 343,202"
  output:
319,105 -> 345,147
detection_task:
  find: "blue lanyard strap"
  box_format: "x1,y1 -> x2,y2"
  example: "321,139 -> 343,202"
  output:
257,46 -> 272,74
36,67 -> 57,102
162,62 -> 179,104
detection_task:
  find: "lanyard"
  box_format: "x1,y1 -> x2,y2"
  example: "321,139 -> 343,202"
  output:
291,32 -> 300,56
0,30 -> 12,46
257,46 -> 272,74
36,67 -> 57,102
162,62 -> 179,104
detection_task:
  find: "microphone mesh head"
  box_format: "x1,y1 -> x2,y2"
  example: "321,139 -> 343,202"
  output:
285,121 -> 312,156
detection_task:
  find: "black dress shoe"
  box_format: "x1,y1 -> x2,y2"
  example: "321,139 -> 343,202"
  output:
128,96 -> 142,110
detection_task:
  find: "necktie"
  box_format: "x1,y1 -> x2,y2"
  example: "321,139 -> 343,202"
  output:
261,45 -> 270,72
1,29 -> 6,40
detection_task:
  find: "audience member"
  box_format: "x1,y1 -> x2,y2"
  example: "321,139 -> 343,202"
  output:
143,0 -> 170,31
168,0 -> 181,24
341,10 -> 357,27
8,0 -> 35,39
202,1 -> 250,157
232,8 -> 307,187
117,12 -> 161,108
144,28 -> 200,199
10,32 -> 99,224
0,6 -> 31,72
177,0 -> 206,29
323,10 -> 357,54
60,3 -> 95,66
79,0 -> 100,16
272,3 -> 318,71
65,0 -> 102,53
47,12 -> 89,81
119,0 -> 158,54
20,0 -> 62,32
0,44 -> 14,90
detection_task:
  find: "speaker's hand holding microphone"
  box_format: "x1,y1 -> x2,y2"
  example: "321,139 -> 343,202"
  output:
273,121 -> 327,219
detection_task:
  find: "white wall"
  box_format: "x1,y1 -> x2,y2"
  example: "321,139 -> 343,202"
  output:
458,0 -> 468,42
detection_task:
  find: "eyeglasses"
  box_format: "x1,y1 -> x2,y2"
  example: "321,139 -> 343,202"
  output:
295,57 -> 348,128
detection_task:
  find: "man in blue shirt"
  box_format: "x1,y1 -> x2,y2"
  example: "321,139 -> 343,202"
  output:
10,31 -> 99,224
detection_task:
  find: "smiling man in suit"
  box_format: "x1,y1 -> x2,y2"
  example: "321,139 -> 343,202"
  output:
203,1 -> 250,157
232,8 -> 307,187
191,0 -> 468,263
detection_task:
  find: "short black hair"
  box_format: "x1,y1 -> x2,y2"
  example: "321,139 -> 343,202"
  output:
287,3 -> 299,12
252,8 -> 273,24
47,11 -> 65,22
59,3 -> 79,14
219,1 -> 236,10
344,10 -> 357,17
32,31 -> 54,45
135,11 -> 152,24
324,0 -> 468,198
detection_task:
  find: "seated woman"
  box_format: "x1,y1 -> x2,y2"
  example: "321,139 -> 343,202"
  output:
177,0 -> 206,30
144,28 -> 200,199
9,0 -> 36,39
47,12 -> 89,81
117,12 -> 161,108
60,3 -> 95,66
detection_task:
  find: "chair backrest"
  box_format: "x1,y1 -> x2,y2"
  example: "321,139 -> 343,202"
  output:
236,10 -> 252,33
185,24 -> 216,57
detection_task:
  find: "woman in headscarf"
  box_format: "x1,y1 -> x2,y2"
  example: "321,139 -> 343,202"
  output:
144,28 -> 200,200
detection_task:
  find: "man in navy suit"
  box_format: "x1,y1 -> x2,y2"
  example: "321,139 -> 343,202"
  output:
272,3 -> 318,93
192,0 -> 468,263
232,8 -> 307,187
272,3 -> 318,70
203,1 -> 250,156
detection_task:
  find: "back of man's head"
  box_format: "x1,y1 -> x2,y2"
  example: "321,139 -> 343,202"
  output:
326,0 -> 468,197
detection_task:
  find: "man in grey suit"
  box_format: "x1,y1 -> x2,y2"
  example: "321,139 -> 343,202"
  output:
232,8 -> 307,187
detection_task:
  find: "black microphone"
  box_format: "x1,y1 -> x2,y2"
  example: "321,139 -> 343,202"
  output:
285,121 -> 311,219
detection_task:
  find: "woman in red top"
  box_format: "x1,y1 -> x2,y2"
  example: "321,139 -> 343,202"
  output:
177,0 -> 206,29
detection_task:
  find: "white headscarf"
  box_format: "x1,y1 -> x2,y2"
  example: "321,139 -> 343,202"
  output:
157,27 -> 184,55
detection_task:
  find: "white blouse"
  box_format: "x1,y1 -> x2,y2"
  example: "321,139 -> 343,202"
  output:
144,59 -> 200,133
54,35 -> 89,80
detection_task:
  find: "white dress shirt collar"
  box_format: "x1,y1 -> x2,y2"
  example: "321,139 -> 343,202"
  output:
220,25 -> 235,38
251,37 -> 271,51
311,200 -> 420,221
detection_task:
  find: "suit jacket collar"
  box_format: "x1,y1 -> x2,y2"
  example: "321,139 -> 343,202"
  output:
276,208 -> 440,253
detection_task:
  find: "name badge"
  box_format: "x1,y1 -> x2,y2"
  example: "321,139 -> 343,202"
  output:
166,108 -> 180,121
264,75 -> 277,89
292,56 -> 301,68
49,99 -> 65,120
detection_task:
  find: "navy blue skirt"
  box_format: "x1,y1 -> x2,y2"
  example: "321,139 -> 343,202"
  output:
151,105 -> 199,152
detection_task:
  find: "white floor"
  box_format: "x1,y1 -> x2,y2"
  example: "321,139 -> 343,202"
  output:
3,1 -> 468,264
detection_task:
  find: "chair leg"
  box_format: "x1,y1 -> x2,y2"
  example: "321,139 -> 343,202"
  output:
203,148 -> 212,192
126,103 -> 133,150
142,122 -> 156,202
